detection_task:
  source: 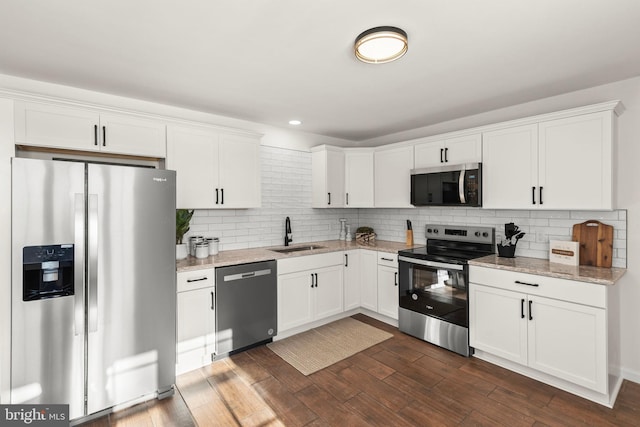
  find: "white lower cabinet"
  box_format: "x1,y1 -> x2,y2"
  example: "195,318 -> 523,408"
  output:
359,250 -> 378,312
176,268 -> 216,375
469,266 -> 608,395
277,252 -> 344,333
343,250 -> 361,311
377,252 -> 399,320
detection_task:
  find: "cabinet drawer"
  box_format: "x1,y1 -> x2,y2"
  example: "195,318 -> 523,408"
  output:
470,266 -> 606,308
177,268 -> 215,292
278,252 -> 343,275
377,252 -> 398,267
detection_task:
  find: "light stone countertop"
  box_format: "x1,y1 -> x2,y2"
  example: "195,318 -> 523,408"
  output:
469,255 -> 626,286
176,239 -> 420,272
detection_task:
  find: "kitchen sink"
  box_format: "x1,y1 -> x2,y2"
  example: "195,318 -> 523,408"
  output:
270,245 -> 325,254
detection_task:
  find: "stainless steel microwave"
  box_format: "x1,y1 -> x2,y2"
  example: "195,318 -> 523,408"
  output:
410,163 -> 482,207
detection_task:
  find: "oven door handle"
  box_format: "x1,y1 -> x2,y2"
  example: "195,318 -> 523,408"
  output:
398,256 -> 465,271
458,169 -> 467,204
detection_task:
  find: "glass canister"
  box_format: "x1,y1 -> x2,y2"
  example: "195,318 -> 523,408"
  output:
207,237 -> 219,255
195,242 -> 209,259
189,236 -> 204,256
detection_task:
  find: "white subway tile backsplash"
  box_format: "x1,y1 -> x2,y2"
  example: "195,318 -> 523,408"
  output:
183,145 -> 627,267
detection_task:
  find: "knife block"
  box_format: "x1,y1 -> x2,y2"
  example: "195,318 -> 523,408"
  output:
406,230 -> 414,246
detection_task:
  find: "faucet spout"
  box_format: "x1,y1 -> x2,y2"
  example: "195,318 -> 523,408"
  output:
284,217 -> 292,246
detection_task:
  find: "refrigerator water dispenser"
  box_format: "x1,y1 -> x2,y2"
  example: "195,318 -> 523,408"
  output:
23,244 -> 74,301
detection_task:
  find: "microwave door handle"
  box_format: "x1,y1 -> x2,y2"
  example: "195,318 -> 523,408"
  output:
458,169 -> 467,204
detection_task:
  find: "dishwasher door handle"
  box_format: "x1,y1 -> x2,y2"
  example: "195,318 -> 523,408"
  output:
224,268 -> 272,282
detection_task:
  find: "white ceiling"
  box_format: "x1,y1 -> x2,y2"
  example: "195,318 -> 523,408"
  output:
1,0 -> 639,142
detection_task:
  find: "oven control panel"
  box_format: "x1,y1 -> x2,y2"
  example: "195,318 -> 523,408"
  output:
425,224 -> 495,245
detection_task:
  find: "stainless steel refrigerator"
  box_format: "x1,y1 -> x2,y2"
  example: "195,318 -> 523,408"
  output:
10,157 -> 176,421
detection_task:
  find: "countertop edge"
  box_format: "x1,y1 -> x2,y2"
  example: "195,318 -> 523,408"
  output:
469,255 -> 626,286
176,239 -> 420,272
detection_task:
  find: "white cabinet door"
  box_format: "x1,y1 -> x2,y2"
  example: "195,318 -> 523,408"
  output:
528,295 -> 607,393
277,270 -> 314,332
166,125 -> 219,209
176,268 -> 215,375
482,124 -> 538,209
176,287 -> 215,374
414,134 -> 481,169
377,265 -> 398,320
14,101 -> 167,157
538,112 -> 613,210
374,145 -> 414,207
167,125 -> 261,209
445,134 -> 482,165
345,151 -> 374,207
14,100 -> 100,151
314,265 -> 344,320
469,283 -> 528,365
414,140 -> 445,169
359,250 -> 378,312
98,113 -> 166,158
312,146 -> 345,207
218,133 -> 261,208
343,250 -> 360,311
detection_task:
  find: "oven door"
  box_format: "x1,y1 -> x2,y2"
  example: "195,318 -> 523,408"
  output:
398,256 -> 469,327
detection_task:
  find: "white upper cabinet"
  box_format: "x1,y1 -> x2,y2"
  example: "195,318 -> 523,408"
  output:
483,109 -> 617,210
166,124 -> 261,209
14,100 -> 166,158
218,133 -> 262,208
345,150 -> 374,207
538,112 -> 613,210
312,145 -> 345,208
374,145 -> 414,208
482,124 -> 539,209
414,133 -> 482,169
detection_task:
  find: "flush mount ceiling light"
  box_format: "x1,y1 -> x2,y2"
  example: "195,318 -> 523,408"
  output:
354,26 -> 408,64
288,119 -> 302,125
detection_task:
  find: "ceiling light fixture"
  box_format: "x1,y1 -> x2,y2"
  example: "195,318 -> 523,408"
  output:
288,120 -> 302,125
354,26 -> 408,64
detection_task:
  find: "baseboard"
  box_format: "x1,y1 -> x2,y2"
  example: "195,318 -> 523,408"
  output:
622,367 -> 640,385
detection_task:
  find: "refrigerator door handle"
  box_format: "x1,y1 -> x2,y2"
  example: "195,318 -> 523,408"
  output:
88,194 -> 99,332
74,193 -> 85,336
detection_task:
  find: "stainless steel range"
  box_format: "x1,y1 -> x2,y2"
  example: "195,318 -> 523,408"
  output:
398,224 -> 495,356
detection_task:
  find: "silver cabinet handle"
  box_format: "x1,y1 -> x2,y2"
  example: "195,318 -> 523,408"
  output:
381,257 -> 394,262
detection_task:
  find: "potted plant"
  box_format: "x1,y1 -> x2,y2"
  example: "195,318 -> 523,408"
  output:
176,209 -> 194,260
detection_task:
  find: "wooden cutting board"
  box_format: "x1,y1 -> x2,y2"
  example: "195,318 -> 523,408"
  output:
572,220 -> 613,268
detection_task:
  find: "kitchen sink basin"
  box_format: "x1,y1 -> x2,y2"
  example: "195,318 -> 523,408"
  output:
270,245 -> 325,254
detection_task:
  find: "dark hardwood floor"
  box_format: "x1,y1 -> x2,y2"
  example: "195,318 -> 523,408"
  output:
82,314 -> 640,426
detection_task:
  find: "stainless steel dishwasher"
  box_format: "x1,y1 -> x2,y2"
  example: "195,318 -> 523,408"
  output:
215,260 -> 277,358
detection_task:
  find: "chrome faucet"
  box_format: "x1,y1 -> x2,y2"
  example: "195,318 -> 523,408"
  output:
284,217 -> 292,246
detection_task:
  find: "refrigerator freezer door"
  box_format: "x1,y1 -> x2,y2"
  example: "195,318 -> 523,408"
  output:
86,164 -> 176,414
11,158 -> 86,419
